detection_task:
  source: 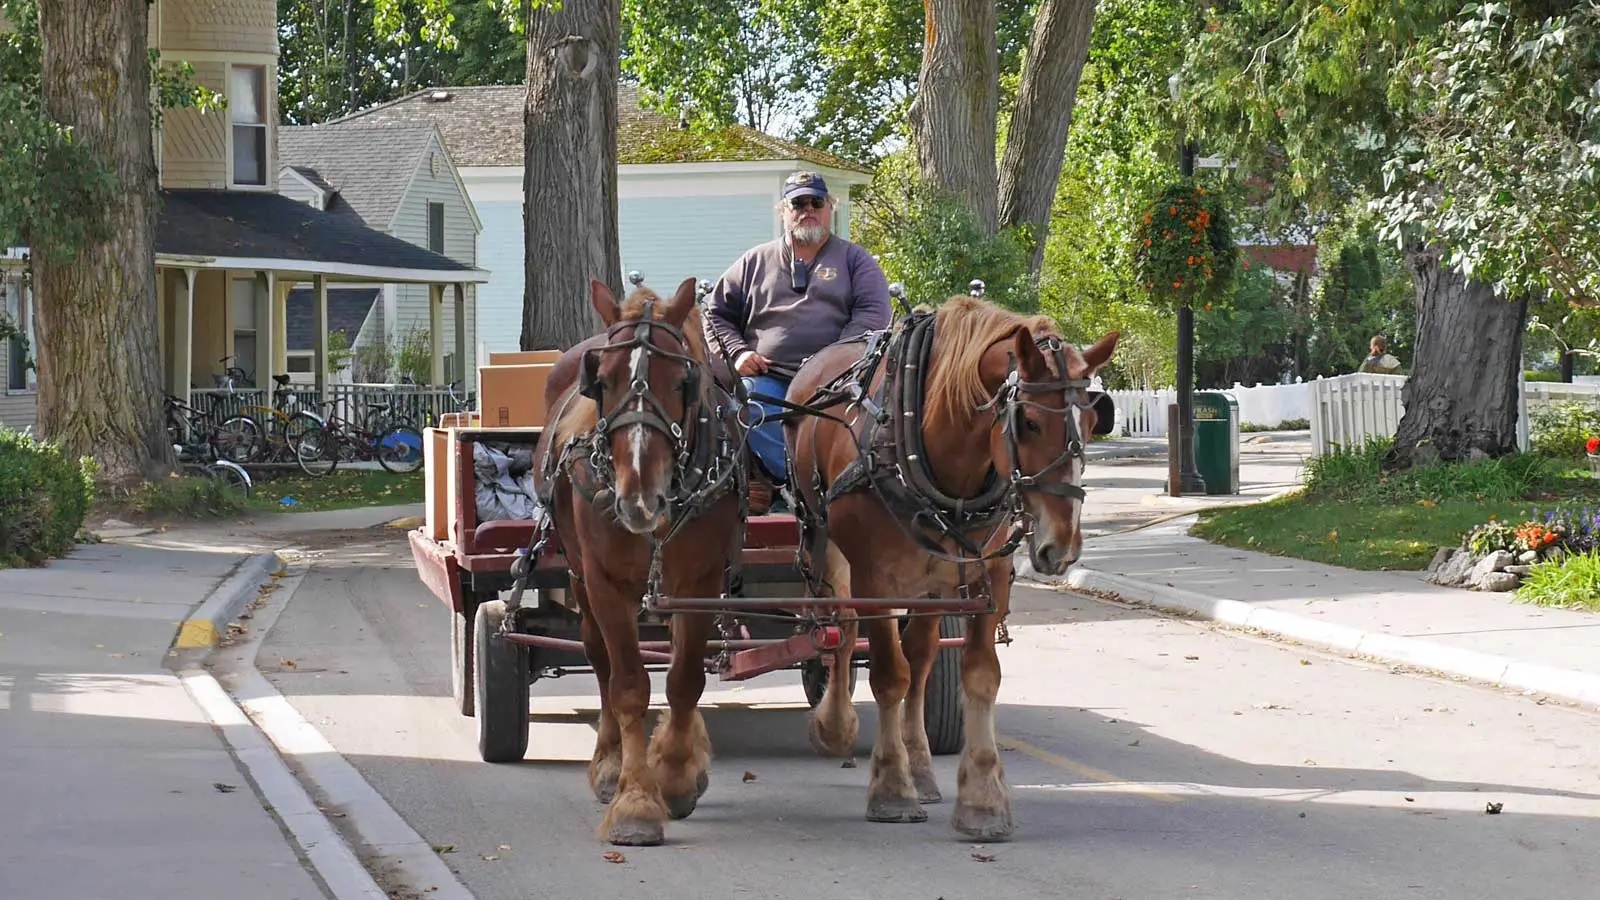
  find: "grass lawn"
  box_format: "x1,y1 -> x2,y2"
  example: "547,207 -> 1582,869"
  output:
1192,495 -> 1545,570
247,468 -> 424,513
1190,440 -> 1600,571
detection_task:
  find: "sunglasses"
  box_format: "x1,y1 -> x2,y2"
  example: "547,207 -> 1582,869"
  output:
788,197 -> 826,210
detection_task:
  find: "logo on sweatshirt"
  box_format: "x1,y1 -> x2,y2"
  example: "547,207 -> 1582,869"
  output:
813,266 -> 839,281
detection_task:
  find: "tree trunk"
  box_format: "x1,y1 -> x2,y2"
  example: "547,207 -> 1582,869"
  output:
1389,249 -> 1527,468
996,0 -> 1098,276
907,0 -> 999,234
521,0 -> 623,351
33,0 -> 171,485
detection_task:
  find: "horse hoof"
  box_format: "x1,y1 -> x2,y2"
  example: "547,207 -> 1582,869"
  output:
866,797 -> 928,824
664,791 -> 699,820
592,777 -> 618,804
952,804 -> 1014,841
607,819 -> 665,846
807,714 -> 857,759
913,772 -> 943,805
695,769 -> 710,799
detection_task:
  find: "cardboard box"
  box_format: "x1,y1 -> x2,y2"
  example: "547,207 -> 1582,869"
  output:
477,363 -> 555,427
488,349 -> 563,366
424,427 -> 451,541
439,411 -> 481,429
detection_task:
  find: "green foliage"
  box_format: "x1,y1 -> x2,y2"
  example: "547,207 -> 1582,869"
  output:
124,472 -> 249,519
1374,3 -> 1600,304
1515,552 -> 1600,611
1301,211 -> 1417,377
853,154 -> 1035,314
0,427 -> 94,567
1133,180 -> 1237,309
1304,436 -> 1562,504
1529,401 -> 1600,459
1194,262 -> 1290,386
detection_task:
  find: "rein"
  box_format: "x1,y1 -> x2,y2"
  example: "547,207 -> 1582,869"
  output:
793,306 -> 1093,600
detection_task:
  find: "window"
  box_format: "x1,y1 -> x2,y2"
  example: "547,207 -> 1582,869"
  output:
230,277 -> 258,387
3,276 -> 36,392
230,65 -> 268,187
427,201 -> 445,253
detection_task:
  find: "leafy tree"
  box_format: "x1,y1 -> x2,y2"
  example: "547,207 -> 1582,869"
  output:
378,0 -> 623,349
1178,1 -> 1589,467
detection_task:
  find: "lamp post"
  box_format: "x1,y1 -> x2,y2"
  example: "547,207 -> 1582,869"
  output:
1168,73 -> 1206,495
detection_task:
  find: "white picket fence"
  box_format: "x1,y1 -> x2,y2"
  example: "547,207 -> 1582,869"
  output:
1103,372 -> 1600,457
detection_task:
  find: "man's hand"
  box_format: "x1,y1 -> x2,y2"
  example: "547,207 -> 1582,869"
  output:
735,350 -> 770,376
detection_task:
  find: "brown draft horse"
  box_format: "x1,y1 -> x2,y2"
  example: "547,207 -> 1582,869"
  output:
535,277 -> 743,846
785,295 -> 1117,840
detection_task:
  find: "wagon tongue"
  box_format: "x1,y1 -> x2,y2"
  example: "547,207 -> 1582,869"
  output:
643,595 -> 992,614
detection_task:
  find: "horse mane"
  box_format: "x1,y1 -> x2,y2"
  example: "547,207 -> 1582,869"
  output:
923,295 -> 1060,433
550,285 -> 710,447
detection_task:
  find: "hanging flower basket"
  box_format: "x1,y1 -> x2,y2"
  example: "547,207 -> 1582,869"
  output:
1132,180 -> 1238,310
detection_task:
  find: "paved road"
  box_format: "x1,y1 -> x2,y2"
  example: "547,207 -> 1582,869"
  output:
253,526 -> 1600,900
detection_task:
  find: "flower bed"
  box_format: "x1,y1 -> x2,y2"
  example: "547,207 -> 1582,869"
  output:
1429,506 -> 1600,605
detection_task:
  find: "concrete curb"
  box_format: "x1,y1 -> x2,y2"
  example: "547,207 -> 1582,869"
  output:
174,551 -> 283,649
1039,564 -> 1600,711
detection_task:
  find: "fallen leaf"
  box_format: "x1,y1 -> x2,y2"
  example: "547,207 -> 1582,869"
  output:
1485,802 -> 1504,815
1300,659 -> 1312,666
603,851 -> 626,863
841,759 -> 857,769
971,852 -> 997,862
433,844 -> 457,854
279,658 -> 298,668
1404,796 -> 1415,803
497,844 -> 511,851
213,783 -> 237,793
481,854 -> 499,861
1184,655 -> 1200,661
1128,739 -> 1140,747
742,771 -> 758,783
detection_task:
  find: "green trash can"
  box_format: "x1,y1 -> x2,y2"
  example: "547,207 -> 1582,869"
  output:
1191,392 -> 1239,495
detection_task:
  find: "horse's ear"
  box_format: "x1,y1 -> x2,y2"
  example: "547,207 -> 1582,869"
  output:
662,276 -> 698,326
1012,327 -> 1050,380
1082,330 -> 1120,372
590,278 -> 620,327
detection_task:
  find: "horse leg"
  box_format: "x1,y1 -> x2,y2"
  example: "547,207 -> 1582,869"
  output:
577,579 -> 622,803
648,608 -> 714,819
862,613 -> 924,823
951,568 -> 1014,841
589,575 -> 671,846
898,607 -> 943,804
808,541 -> 860,758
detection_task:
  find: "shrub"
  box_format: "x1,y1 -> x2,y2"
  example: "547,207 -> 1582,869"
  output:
1515,551 -> 1600,611
1306,436 -> 1562,503
0,427 -> 95,566
1529,401 -> 1600,459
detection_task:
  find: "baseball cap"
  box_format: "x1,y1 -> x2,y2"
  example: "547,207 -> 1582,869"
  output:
782,171 -> 829,201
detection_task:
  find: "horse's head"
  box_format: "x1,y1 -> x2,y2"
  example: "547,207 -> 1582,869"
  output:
978,325 -> 1118,576
580,276 -> 706,535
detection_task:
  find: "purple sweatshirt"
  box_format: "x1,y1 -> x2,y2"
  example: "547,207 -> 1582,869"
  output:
704,235 -> 892,371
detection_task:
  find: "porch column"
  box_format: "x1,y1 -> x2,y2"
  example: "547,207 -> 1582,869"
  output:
256,272 -> 275,384
272,277 -> 292,378
174,268 -> 195,406
453,283 -> 467,386
314,274 -> 329,406
429,283 -> 445,384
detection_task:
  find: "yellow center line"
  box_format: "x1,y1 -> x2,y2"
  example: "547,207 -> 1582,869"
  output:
996,732 -> 1181,803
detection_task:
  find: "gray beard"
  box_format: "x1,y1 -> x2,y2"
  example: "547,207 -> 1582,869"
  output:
789,224 -> 827,245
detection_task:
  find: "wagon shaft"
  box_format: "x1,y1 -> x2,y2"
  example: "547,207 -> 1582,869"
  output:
646,595 -> 994,614
720,629 -> 842,681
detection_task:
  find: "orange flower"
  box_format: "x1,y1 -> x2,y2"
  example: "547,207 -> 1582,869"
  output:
1173,280 -> 1183,289
1170,206 -> 1177,215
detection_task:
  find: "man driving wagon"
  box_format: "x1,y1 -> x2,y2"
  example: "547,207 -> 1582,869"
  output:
702,170 -> 892,513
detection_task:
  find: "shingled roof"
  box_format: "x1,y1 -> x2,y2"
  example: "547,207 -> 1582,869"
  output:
327,83 -> 868,173
278,124 -> 438,228
156,189 -> 483,280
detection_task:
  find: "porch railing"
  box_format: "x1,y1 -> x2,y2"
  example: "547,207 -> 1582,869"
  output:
189,383 -> 471,430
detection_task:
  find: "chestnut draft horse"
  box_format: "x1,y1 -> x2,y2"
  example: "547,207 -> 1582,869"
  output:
784,295 -> 1117,840
534,277 -> 744,846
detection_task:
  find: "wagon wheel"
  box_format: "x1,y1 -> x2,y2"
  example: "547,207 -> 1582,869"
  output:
473,599 -> 530,763
801,658 -> 858,708
922,614 -> 966,756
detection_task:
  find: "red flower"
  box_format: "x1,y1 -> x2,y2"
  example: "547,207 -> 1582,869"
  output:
1586,436 -> 1599,455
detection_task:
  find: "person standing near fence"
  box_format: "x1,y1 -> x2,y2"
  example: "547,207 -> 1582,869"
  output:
1358,335 -> 1402,374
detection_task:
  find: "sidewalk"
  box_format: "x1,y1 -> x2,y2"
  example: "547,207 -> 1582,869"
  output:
0,539 -> 363,899
1029,518 -> 1600,710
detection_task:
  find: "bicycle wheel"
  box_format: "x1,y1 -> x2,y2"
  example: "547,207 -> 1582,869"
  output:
215,415 -> 263,463
375,425 -> 425,474
284,410 -> 323,448
294,424 -> 340,476
208,460 -> 254,498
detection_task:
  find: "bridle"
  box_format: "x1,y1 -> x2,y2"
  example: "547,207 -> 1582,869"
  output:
577,308 -> 704,481
979,333 -> 1095,508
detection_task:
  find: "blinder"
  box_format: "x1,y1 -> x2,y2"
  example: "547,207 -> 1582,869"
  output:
579,349 -> 603,400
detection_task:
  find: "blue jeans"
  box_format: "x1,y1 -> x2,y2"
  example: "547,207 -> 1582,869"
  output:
741,373 -> 790,484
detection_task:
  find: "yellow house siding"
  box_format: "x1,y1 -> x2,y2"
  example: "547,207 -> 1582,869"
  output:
156,0 -> 276,55
160,61 -> 229,189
